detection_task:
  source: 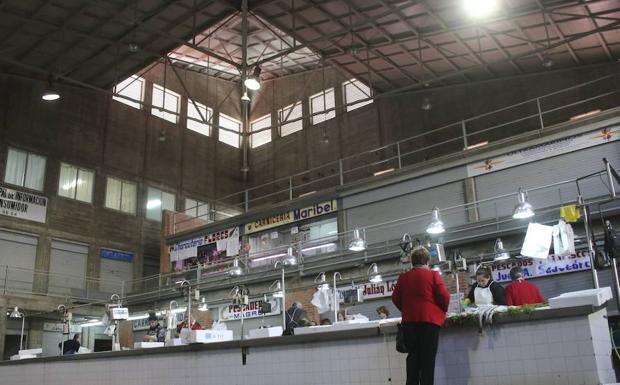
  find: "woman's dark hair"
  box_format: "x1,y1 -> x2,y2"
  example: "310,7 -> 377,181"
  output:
73,333 -> 80,340
475,266 -> 492,279
510,266 -> 524,280
376,305 -> 390,316
410,247 -> 431,265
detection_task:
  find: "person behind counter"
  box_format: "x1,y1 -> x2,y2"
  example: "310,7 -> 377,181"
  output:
376,305 -> 390,320
58,333 -> 80,355
392,247 -> 450,385
505,266 -> 545,306
143,312 -> 166,342
283,302 -> 312,335
465,266 -> 506,306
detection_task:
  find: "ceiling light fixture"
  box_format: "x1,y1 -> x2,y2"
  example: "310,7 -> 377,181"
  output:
463,0 -> 498,19
348,228 -> 367,252
373,168 -> 395,177
421,97 -> 432,111
244,66 -> 262,91
542,55 -> 554,68
128,42 -> 140,53
229,257 -> 243,277
198,297 -> 208,312
426,207 -> 445,234
42,76 -> 60,101
283,246 -> 297,266
494,238 -> 510,261
241,92 -> 250,102
315,272 -> 329,290
367,263 -> 383,283
512,188 -> 535,219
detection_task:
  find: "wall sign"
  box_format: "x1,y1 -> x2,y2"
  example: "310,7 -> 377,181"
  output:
0,186 -> 47,223
466,126 -> 620,177
244,200 -> 338,235
336,279 -> 398,301
169,227 -> 240,262
100,249 -> 134,262
490,252 -> 592,283
218,298 -> 280,321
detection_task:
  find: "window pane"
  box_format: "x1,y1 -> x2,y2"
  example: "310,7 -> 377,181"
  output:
279,102 -> 303,136
58,163 -> 77,199
146,187 -> 162,221
24,153 -> 45,191
310,88 -> 335,125
5,148 -> 27,187
151,85 -> 180,124
251,114 -> 272,148
197,202 -> 210,219
76,169 -> 94,203
219,113 -> 241,148
187,100 -> 211,136
121,181 -> 137,214
185,198 -> 197,217
113,76 -> 144,109
161,191 -> 175,212
344,79 -> 372,112
105,177 -> 122,210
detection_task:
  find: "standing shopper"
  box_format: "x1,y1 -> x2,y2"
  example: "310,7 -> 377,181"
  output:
392,247 -> 451,385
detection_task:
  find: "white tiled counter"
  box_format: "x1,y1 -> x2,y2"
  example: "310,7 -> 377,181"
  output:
0,305 -> 616,385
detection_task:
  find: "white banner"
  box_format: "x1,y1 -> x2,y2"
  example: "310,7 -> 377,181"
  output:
244,200 -> 338,235
0,186 -> 47,223
466,126 -> 620,177
490,252 -> 592,283
218,298 -> 280,321
169,227 -> 239,262
336,279 -> 398,301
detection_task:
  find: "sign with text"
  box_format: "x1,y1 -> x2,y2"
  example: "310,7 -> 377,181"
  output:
490,252 -> 592,283
218,298 -> 280,321
244,200 -> 338,235
100,249 -> 133,262
466,126 -> 620,177
336,279 -> 398,301
0,186 -> 47,223
169,226 -> 240,262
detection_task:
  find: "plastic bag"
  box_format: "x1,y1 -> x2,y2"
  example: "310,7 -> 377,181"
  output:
521,223 -> 553,259
552,220 -> 575,257
311,287 -> 331,313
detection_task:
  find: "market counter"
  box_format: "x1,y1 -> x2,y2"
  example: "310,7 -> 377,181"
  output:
0,305 -> 617,385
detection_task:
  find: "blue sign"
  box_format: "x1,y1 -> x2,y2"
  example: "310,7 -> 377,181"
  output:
100,249 -> 133,262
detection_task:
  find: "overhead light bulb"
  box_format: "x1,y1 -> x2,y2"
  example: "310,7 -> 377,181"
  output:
368,263 -> 382,283
244,66 -> 262,91
426,207 -> 445,234
463,0 -> 498,19
283,246 -> 297,266
241,92 -> 250,102
198,297 -> 208,312
513,188 -> 535,219
315,272 -> 329,290
542,55 -> 554,68
421,97 -> 432,111
271,280 -> 284,298
9,306 -> 22,318
229,258 -> 243,277
348,228 -> 366,252
494,238 -> 510,261
128,42 -> 140,53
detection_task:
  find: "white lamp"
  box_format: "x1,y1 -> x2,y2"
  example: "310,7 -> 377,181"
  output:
426,207 -> 445,234
229,257 -> 243,276
512,188 -> 535,219
348,228 -> 367,251
494,238 -> 511,261
368,263 -> 382,283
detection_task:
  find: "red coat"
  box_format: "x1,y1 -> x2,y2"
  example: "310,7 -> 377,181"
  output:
505,279 -> 545,306
392,267 -> 451,326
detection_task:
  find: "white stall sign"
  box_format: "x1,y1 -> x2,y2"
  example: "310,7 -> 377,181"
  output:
491,252 -> 592,283
0,186 -> 47,223
218,298 -> 280,321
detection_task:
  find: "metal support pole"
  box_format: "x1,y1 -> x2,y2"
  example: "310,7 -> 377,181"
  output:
339,159 -> 344,185
536,98 -> 545,130
19,315 -> 25,351
289,177 -> 293,200
605,159 -> 617,198
396,142 -> 402,169
244,190 -> 249,212
333,272 -> 341,322
240,0 -> 250,180
455,271 -> 462,313
281,267 -> 286,328
3,265 -> 8,294
579,195 -> 599,288
461,121 -> 468,149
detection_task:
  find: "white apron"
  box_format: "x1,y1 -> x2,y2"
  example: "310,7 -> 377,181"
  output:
474,285 -> 494,305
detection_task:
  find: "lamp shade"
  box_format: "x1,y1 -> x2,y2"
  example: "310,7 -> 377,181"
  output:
494,238 -> 510,261
368,263 -> 382,283
229,258 -> 243,276
513,188 -> 535,219
283,246 -> 297,266
426,207 -> 445,234
348,228 -> 366,251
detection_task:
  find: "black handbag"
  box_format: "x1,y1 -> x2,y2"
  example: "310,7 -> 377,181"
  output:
396,323 -> 408,353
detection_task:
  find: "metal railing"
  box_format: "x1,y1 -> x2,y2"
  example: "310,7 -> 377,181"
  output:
172,72 -> 620,233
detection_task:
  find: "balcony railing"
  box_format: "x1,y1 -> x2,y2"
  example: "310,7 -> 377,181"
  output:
172,72 -> 620,234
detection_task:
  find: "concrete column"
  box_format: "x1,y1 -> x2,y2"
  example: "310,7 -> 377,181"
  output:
463,177 -> 480,223
0,299 -> 7,357
27,318 -> 44,349
86,244 -> 100,292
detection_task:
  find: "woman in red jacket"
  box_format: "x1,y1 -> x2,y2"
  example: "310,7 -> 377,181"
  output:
392,247 -> 451,385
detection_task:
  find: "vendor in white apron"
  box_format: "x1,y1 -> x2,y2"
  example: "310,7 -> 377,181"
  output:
465,266 -> 506,306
